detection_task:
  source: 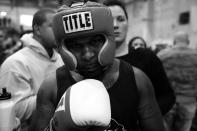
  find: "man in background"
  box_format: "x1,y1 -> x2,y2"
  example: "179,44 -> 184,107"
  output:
0,8 -> 63,131
158,31 -> 197,131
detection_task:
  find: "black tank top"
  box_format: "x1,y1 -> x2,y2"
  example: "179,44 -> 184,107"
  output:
56,61 -> 139,131
107,60 -> 139,131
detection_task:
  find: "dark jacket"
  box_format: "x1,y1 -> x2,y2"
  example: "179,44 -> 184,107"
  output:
117,48 -> 175,115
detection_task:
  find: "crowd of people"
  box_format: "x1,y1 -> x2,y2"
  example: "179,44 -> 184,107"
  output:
0,28 -> 24,65
0,0 -> 196,131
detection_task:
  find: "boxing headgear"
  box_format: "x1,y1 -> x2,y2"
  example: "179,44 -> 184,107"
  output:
52,1 -> 115,70
49,79 -> 111,130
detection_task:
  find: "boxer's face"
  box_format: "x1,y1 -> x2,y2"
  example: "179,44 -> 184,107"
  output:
65,35 -> 105,79
109,5 -> 128,48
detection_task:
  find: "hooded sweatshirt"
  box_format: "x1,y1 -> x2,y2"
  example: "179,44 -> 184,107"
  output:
0,34 -> 64,123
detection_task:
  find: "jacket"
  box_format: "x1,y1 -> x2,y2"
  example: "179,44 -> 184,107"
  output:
0,33 -> 64,123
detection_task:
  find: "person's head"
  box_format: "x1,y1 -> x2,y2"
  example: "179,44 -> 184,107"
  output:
128,36 -> 147,51
52,1 -> 115,79
173,31 -> 189,47
103,0 -> 128,48
0,29 -> 6,43
32,8 -> 56,49
6,28 -> 21,44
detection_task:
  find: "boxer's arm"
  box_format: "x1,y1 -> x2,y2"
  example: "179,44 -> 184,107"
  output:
29,72 -> 57,131
133,67 -> 165,131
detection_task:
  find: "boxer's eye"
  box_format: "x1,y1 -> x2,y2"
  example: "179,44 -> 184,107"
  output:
66,42 -> 82,51
90,35 -> 105,47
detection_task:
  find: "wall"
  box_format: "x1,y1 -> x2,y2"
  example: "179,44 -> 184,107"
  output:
1,0 -> 197,48
126,0 -> 197,48
0,5 -> 38,30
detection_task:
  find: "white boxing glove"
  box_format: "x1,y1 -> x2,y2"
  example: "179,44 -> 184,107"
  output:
48,79 -> 111,131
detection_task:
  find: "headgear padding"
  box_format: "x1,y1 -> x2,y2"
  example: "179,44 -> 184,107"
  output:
50,79 -> 111,130
52,1 -> 115,70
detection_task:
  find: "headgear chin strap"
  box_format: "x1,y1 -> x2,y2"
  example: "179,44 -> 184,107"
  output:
53,1 -> 115,70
